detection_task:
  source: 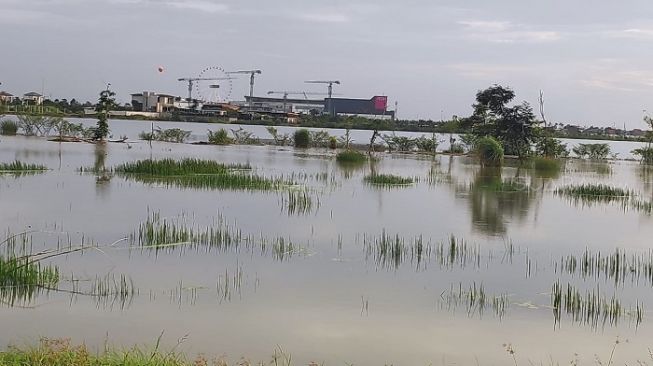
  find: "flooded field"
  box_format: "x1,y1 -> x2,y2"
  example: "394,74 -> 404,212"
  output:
2,130 -> 653,365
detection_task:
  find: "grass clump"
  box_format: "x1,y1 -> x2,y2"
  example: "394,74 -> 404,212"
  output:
139,128 -> 191,143
0,338 -> 190,366
556,184 -> 631,198
476,136 -> 504,167
0,256 -> 59,305
115,158 -> 250,176
364,174 -> 414,186
573,143 -> 611,160
336,149 -> 367,163
115,159 -> 291,191
294,129 -> 310,148
0,161 -> 47,172
0,120 -> 18,136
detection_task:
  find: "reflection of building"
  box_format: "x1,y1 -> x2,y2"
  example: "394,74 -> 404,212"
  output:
131,92 -> 175,113
23,92 -> 44,105
0,91 -> 17,103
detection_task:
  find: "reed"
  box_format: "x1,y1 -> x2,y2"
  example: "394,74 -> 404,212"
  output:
281,189 -> 317,216
555,248 -> 653,287
0,256 -> 59,306
364,174 -> 414,186
556,184 -> 631,198
115,158 -> 250,175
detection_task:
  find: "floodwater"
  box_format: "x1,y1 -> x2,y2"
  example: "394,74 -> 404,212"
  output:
1,126 -> 653,364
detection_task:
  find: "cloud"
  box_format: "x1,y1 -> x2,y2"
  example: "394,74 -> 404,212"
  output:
458,19 -> 561,43
610,28 -> 653,39
165,0 -> 228,13
448,63 -> 532,79
578,60 -> 653,92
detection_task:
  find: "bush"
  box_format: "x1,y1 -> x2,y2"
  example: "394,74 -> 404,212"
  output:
294,129 -> 310,148
336,149 -> 367,163
309,130 -> 331,148
139,128 -> 191,143
328,136 -> 338,149
476,136 -> 504,167
208,129 -> 233,145
533,156 -> 562,172
573,143 -> 611,160
444,143 -> 465,154
536,136 -> 568,158
0,120 -> 18,135
633,147 -> 653,164
415,135 -> 439,153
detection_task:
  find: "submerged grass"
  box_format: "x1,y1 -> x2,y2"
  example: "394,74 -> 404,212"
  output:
336,149 -> 367,163
281,189 -> 318,216
116,158 -> 290,191
555,248 -> 653,287
364,174 -> 414,186
0,256 -> 59,306
440,282 -> 509,319
556,184 -> 631,198
551,281 -> 643,329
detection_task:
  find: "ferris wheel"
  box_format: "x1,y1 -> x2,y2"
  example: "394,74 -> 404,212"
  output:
195,66 -> 233,104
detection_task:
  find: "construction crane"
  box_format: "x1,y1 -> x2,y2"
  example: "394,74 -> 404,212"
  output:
226,70 -> 262,109
305,80 -> 341,115
177,77 -> 234,102
267,91 -> 335,112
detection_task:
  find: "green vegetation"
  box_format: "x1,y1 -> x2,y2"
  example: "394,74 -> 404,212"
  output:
230,127 -> 259,145
336,149 -> 367,163
0,338 -> 190,366
532,156 -> 562,173
328,136 -> 338,149
364,174 -> 414,186
632,147 -> 653,164
266,126 -> 291,146
0,120 -> 18,135
282,189 -> 316,216
207,129 -> 233,145
556,248 -> 653,287
94,88 -> 116,141
139,127 -> 191,143
535,136 -> 569,158
556,184 -> 631,198
0,256 -> 60,306
293,129 -> 310,148
443,143 -> 465,154
573,143 -> 611,160
0,161 -> 47,172
115,159 -> 289,191
440,282 -> 509,319
464,85 -> 539,159
476,136 -> 504,167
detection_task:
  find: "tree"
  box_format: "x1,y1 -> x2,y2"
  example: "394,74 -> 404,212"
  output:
468,85 -> 540,159
94,88 -> 116,141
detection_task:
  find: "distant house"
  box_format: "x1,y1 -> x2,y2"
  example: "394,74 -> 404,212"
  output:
0,91 -> 17,103
630,129 -> 647,137
22,92 -> 44,105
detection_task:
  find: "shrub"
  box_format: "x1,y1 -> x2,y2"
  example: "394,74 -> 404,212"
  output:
266,126 -> 291,146
208,129 -> 233,145
310,130 -> 331,148
444,143 -> 465,154
415,135 -> 439,153
476,136 -> 504,167
533,156 -> 562,173
294,129 -> 310,148
0,120 -> 18,135
328,136 -> 338,149
573,143 -> 611,160
231,127 -> 259,145
536,136 -> 569,158
383,134 -> 416,152
632,147 -> 653,164
336,149 -> 367,163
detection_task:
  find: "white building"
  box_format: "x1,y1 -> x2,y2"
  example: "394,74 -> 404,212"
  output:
131,92 -> 175,113
22,92 -> 44,105
0,91 -> 17,103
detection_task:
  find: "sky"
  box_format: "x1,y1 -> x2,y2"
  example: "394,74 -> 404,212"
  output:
1,0 -> 653,128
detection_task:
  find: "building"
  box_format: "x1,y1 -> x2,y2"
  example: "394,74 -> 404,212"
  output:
0,91 -> 17,104
22,92 -> 44,105
326,96 -> 394,119
131,92 -> 175,113
243,96 -> 325,114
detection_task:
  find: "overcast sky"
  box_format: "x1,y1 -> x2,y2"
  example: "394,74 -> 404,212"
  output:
2,0 -> 653,127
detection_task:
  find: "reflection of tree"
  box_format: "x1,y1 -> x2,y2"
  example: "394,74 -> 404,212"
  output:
94,144 -> 111,195
462,167 -> 537,236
